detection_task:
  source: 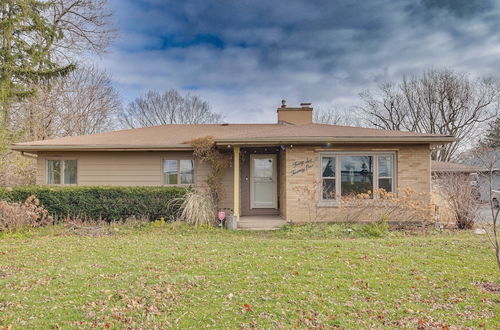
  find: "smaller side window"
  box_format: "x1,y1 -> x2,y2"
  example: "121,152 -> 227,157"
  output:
378,155 -> 393,192
64,160 -> 78,184
321,156 -> 336,200
163,159 -> 195,185
180,160 -> 194,184
47,160 -> 62,184
47,159 -> 77,185
163,160 -> 178,184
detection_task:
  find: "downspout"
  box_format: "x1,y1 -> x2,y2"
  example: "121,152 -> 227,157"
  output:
20,151 -> 38,159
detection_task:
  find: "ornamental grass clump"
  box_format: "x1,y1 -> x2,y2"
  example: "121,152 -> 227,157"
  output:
175,190 -> 217,227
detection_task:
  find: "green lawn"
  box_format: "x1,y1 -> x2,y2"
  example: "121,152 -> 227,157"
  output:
0,224 -> 498,328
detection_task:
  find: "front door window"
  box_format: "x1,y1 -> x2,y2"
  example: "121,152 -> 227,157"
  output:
251,155 -> 277,208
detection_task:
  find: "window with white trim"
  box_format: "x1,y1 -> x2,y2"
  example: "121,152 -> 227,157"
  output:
320,153 -> 395,200
47,160 -> 77,185
163,159 -> 194,185
377,155 -> 394,193
321,156 -> 336,199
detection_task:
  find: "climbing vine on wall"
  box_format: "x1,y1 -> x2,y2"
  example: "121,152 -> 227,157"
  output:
188,136 -> 231,206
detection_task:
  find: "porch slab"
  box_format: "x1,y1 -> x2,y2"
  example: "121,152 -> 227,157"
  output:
237,215 -> 287,230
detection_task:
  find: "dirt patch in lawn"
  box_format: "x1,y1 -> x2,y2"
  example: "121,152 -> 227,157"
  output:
476,282 -> 500,294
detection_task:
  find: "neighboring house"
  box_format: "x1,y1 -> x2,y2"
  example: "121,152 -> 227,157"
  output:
431,160 -> 499,201
477,170 -> 500,201
454,151 -> 500,201
11,102 -> 454,225
430,161 -> 485,224
431,161 -> 486,176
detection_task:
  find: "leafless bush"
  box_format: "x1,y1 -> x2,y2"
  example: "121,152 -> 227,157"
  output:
292,180 -> 432,224
0,196 -> 54,233
436,173 -> 479,229
339,188 -> 433,224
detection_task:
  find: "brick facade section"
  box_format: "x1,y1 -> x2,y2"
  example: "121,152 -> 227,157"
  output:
283,144 -> 432,223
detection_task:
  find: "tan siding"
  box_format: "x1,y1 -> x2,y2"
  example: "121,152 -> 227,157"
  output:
219,162 -> 234,210
36,151 -> 212,187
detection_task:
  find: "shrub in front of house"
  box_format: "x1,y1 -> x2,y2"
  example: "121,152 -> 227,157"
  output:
0,186 -> 187,222
0,195 -> 54,233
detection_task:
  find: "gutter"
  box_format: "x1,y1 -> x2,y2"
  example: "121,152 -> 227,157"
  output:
214,136 -> 456,145
10,144 -> 194,152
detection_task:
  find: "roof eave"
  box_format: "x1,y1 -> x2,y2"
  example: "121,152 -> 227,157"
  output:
10,136 -> 456,151
10,144 -> 194,152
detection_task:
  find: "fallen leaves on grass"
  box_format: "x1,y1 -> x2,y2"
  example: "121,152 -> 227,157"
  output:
475,281 -> 500,294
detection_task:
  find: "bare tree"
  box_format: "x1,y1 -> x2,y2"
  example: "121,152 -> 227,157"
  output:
359,69 -> 500,161
313,107 -> 364,126
120,89 -> 223,128
473,147 -> 500,271
13,65 -> 121,141
48,0 -> 116,60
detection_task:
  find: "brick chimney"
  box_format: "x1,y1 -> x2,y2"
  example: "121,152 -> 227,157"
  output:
277,100 -> 313,125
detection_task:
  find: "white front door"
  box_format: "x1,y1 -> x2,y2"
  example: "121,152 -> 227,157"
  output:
250,154 -> 277,209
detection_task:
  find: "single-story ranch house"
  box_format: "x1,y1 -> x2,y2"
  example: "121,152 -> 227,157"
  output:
11,102 -> 455,227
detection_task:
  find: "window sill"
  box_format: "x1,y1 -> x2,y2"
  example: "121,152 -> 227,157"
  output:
46,184 -> 78,186
317,198 -> 391,208
317,201 -> 342,208
162,184 -> 194,187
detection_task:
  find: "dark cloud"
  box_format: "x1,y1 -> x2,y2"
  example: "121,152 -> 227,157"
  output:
100,0 -> 500,122
419,0 -> 493,18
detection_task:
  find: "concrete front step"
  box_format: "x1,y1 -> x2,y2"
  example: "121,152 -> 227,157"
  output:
237,216 -> 287,230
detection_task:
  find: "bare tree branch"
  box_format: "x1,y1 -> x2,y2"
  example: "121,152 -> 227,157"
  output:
13,64 -> 121,140
359,69 -> 500,161
47,0 -> 117,61
119,89 -> 223,128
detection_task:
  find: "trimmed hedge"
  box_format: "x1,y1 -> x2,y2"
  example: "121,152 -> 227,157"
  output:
0,186 -> 188,221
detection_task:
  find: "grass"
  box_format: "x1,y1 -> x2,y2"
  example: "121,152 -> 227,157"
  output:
0,223 -> 499,328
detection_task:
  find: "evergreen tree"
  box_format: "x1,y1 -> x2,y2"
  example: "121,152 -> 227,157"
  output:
480,118 -> 500,148
0,0 -> 75,129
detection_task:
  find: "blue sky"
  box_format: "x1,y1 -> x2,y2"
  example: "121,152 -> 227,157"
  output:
98,0 -> 500,123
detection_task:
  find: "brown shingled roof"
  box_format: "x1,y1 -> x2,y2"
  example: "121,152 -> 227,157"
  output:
11,123 -> 455,152
431,161 -> 486,173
